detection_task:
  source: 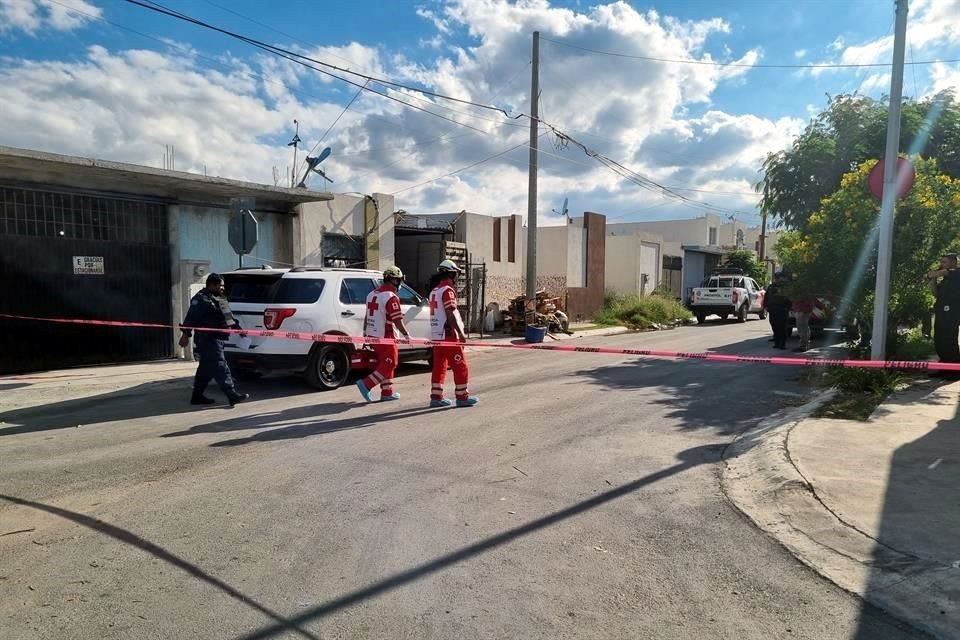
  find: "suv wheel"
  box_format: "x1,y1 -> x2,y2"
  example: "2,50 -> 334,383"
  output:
737,304 -> 748,323
696,313 -> 707,324
306,345 -> 351,390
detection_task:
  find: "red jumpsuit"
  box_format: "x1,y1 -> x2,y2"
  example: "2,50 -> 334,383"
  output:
362,284 -> 403,397
429,283 -> 470,401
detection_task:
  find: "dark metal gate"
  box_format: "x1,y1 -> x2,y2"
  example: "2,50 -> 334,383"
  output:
0,186 -> 172,374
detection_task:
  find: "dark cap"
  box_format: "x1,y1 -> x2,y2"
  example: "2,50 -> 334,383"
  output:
206,273 -> 224,285
943,253 -> 958,261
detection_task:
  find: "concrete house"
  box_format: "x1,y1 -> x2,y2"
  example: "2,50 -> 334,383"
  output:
531,212 -> 607,322
0,146 -> 394,373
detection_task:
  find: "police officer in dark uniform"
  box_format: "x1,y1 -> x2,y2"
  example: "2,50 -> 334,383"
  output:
928,254 -> 960,364
763,271 -> 792,350
179,273 -> 249,406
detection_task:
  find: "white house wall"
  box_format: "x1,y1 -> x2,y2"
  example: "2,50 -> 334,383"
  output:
294,193 -> 395,270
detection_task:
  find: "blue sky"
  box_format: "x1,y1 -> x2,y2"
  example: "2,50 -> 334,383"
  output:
1,0 -> 958,225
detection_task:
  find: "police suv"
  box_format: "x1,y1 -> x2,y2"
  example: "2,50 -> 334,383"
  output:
222,267 -> 433,390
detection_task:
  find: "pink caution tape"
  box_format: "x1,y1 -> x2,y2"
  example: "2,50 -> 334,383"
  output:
0,312 -> 956,372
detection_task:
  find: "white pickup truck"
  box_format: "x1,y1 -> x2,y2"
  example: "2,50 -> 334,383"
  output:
687,272 -> 766,324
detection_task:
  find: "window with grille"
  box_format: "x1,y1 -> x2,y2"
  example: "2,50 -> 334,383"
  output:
0,187 -> 167,244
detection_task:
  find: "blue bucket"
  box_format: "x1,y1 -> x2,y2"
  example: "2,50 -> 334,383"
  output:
525,325 -> 547,343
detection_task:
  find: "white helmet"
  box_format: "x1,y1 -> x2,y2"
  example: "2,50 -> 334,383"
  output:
437,259 -> 461,274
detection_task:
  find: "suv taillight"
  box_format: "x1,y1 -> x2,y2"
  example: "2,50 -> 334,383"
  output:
732,290 -> 739,304
263,308 -> 296,330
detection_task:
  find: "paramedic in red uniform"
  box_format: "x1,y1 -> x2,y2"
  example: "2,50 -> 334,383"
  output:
356,266 -> 410,402
429,260 -> 479,408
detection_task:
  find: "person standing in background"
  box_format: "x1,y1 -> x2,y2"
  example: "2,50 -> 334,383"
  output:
927,254 -> 960,366
791,297 -> 816,353
763,271 -> 791,350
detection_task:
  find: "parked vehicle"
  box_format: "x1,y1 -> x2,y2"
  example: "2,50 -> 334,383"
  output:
222,267 -> 433,390
687,269 -> 766,324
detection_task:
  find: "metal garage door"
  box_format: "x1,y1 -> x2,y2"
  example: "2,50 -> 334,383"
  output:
0,186 -> 172,374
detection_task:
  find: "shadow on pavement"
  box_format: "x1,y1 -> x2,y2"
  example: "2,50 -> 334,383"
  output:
0,494 -> 321,640
0,376 -> 311,437
206,407 -> 443,447
232,443 -> 721,640
853,388 -> 960,639
161,402 -> 355,438
0,362 -> 434,438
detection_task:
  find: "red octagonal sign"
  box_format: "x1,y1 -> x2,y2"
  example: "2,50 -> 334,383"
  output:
868,158 -> 915,200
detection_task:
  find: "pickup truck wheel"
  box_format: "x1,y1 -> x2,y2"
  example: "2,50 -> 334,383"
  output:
737,305 -> 748,323
306,345 -> 351,390
758,309 -> 767,320
696,313 -> 707,324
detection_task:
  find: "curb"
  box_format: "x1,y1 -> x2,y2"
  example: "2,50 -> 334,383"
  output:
721,393 -> 960,640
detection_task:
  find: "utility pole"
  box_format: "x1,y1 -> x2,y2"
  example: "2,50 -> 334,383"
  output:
288,120 -> 301,188
758,211 -> 767,262
525,31 -> 540,321
870,0 -> 909,361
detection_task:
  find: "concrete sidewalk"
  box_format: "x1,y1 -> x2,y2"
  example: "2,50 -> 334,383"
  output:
724,381 -> 960,639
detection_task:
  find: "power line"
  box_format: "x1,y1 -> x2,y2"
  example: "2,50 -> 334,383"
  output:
390,135 -> 544,195
296,79 -> 368,180
46,0 -> 504,174
125,0 -> 517,117
541,36 -> 960,69
54,0 -> 761,207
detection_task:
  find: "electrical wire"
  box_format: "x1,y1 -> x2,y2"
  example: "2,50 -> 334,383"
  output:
296,79 -> 368,182
125,0 -> 517,117
390,134 -> 545,195
56,0 -> 763,209
541,35 -> 960,69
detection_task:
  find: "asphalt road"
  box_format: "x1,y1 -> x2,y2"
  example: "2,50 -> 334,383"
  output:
0,320 -> 928,640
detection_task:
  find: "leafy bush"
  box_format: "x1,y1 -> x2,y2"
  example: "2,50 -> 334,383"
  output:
893,327 -> 936,361
824,366 -> 904,396
595,292 -> 693,329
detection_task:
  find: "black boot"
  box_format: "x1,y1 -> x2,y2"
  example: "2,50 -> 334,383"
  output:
191,391 -> 216,405
226,390 -> 249,406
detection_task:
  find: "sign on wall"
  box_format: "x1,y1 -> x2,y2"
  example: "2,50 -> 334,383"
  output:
72,256 -> 104,275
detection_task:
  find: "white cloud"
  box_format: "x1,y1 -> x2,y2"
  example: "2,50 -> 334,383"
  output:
858,71 -> 892,94
794,49 -> 807,59
0,0 -> 101,34
0,0 -> 791,222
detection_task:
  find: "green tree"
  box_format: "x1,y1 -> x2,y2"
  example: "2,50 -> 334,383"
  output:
721,249 -> 768,286
758,92 -> 960,231
775,157 -> 960,341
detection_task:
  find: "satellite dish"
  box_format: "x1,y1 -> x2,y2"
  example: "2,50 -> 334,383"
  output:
552,196 -> 570,218
297,148 -> 334,188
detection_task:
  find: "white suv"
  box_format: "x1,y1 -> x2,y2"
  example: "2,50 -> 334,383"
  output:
222,267 -> 433,390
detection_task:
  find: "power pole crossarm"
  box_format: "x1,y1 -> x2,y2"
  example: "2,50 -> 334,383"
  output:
525,31 -> 540,318
871,0 -> 909,360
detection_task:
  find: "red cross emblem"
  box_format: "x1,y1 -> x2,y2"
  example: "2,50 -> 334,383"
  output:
367,299 -> 379,314
429,298 -> 439,313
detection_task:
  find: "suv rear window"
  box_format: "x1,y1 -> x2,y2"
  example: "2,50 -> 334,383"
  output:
270,278 -> 326,304
225,274 -> 283,303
